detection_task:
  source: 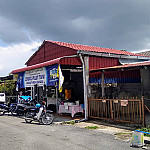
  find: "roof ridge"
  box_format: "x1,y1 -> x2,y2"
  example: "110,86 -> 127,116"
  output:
46,40 -> 144,57
46,40 -> 120,50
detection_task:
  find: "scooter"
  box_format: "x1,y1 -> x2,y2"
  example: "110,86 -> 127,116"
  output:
24,101 -> 54,125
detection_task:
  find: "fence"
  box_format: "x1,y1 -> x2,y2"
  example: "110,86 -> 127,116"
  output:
88,97 -> 145,127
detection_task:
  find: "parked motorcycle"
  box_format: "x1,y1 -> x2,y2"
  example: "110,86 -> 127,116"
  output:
9,96 -> 33,116
10,103 -> 27,116
24,101 -> 54,125
0,103 -> 10,115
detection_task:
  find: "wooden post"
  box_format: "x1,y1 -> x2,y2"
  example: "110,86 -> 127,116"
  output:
133,97 -> 135,122
110,100 -> 113,120
102,71 -> 105,98
139,100 -> 142,124
142,96 -> 146,127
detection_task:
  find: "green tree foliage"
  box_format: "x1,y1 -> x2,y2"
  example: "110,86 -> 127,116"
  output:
0,80 -> 16,95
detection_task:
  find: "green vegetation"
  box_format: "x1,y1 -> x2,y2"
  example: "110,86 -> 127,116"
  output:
0,80 -> 16,95
85,126 -> 99,129
137,127 -> 150,137
63,121 -> 75,125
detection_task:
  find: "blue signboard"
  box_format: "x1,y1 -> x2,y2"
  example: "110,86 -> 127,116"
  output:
46,64 -> 59,86
16,64 -> 59,89
16,71 -> 25,89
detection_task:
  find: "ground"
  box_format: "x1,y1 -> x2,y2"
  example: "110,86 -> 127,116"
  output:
55,114 -> 150,148
72,121 -> 132,142
0,114 -> 144,150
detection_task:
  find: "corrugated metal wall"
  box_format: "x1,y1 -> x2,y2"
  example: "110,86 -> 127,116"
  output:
27,42 -> 77,66
90,70 -> 140,78
89,57 -> 119,70
26,41 -> 121,72
60,57 -> 81,65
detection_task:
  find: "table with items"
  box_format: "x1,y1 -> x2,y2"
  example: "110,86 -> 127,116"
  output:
59,103 -> 83,117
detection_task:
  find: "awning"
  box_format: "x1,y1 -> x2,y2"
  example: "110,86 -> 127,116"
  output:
89,61 -> 149,84
90,70 -> 141,84
12,56 -> 81,74
90,61 -> 150,73
12,58 -> 60,74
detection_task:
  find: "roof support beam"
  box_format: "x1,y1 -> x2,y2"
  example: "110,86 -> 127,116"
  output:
77,50 -> 150,60
79,54 -> 88,120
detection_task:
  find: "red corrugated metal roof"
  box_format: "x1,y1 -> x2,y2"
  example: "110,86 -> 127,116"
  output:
90,61 -> 150,72
12,58 -> 61,74
12,56 -> 82,74
47,40 -> 145,57
26,40 -> 148,66
137,51 -> 150,57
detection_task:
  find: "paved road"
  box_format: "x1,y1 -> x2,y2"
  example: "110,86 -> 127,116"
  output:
0,115 -> 140,150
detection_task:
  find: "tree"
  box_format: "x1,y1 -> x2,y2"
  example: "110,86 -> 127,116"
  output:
0,80 -> 16,95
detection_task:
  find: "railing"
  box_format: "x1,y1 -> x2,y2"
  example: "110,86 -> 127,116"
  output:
88,97 -> 145,127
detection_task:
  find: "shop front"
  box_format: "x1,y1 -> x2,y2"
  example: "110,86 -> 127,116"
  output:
88,61 -> 150,126
12,58 -> 85,117
11,40 -> 150,120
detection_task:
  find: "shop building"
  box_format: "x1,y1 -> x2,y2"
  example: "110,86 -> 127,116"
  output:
11,40 -> 150,120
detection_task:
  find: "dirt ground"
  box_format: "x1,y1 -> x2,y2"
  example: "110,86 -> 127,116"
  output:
62,120 -> 150,144
72,121 -> 132,142
54,113 -> 150,147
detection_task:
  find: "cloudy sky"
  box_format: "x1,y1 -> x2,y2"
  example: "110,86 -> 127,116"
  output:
0,0 -> 150,76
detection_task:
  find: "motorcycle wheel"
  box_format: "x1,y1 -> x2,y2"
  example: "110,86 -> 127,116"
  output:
2,110 -> 6,115
0,110 -> 4,115
25,112 -> 32,123
42,113 -> 53,125
10,109 -> 17,116
17,110 -> 24,116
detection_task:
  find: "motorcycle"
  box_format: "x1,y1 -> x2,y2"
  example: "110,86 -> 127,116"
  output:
9,96 -> 32,116
24,101 -> 54,125
10,103 -> 27,116
0,103 -> 10,115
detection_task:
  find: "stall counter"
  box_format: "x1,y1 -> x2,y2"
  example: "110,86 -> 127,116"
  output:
59,105 -> 83,117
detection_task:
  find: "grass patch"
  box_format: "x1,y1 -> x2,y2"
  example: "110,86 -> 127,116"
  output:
114,132 -> 132,135
85,126 -> 99,129
63,121 -> 75,125
137,127 -> 150,137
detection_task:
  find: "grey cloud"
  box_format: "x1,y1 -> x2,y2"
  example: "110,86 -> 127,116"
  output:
0,16 -> 30,44
0,0 -> 150,51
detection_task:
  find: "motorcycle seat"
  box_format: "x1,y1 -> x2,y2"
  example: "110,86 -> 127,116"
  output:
25,106 -> 36,110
